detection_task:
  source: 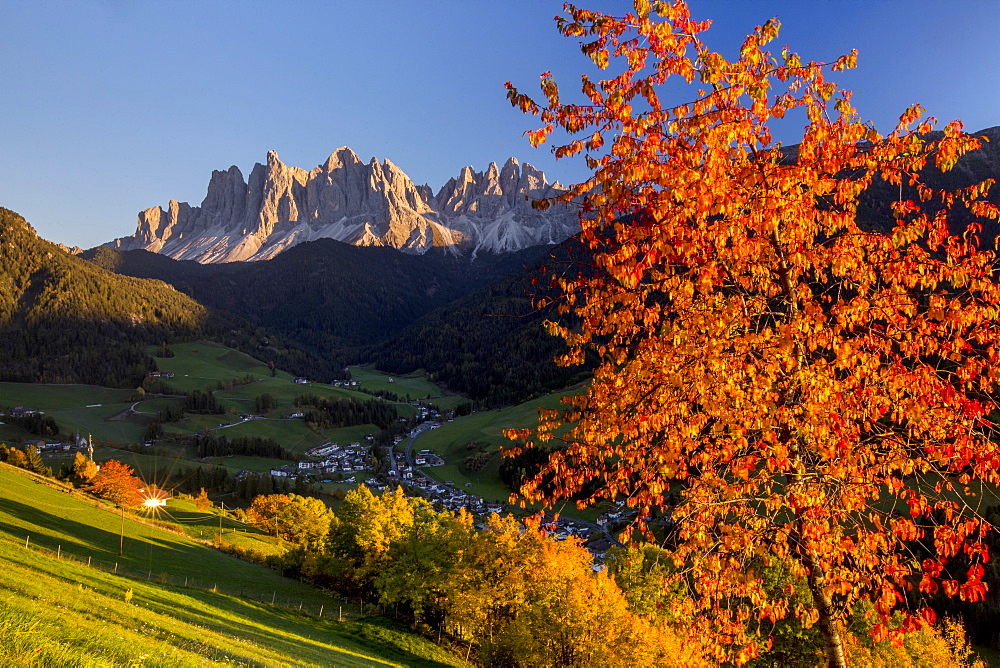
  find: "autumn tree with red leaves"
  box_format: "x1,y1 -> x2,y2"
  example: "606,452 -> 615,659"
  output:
505,2 -> 1000,665
92,459 -> 143,509
92,459 -> 144,556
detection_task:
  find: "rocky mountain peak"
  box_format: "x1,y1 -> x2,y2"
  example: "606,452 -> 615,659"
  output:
108,149 -> 579,263
322,146 -> 361,172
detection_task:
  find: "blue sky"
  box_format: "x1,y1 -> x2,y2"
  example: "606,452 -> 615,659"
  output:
2,0 -> 998,248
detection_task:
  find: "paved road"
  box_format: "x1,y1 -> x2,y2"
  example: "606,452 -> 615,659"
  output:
403,424 -> 433,466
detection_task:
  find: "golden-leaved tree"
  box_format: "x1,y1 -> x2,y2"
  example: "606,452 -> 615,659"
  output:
505,1 -> 1000,665
247,493 -> 332,545
91,460 -> 143,509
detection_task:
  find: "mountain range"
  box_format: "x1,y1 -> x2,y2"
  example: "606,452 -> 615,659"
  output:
108,149 -> 580,263
9,125 -> 1000,400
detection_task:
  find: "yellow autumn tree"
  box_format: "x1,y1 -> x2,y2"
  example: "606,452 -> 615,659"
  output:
193,487 -> 213,511
497,526 -> 703,667
247,492 -> 332,545
506,1 -> 1000,665
71,451 -> 98,483
380,511 -> 703,666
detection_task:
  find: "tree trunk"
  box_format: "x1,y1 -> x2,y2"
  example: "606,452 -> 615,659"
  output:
119,505 -> 125,556
801,547 -> 847,668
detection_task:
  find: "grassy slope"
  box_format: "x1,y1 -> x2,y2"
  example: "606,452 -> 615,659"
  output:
0,381 -> 175,445
2,343 -> 407,454
0,382 -> 140,443
0,465 -> 332,600
147,341 -> 275,393
349,366 -> 469,412
216,377 -> 379,406
349,366 -> 442,399
0,464 -> 465,667
407,386 -> 607,522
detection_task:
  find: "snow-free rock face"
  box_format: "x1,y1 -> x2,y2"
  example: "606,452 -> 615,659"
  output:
109,150 -> 579,263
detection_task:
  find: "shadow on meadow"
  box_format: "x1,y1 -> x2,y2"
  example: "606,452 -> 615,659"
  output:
0,497 -> 258,581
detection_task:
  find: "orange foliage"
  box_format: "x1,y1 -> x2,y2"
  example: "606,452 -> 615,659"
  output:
91,460 -> 143,508
247,493 -> 292,536
506,1 -> 1000,664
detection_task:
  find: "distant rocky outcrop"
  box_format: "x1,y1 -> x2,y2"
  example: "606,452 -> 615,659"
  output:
108,149 -> 579,263
55,243 -> 84,256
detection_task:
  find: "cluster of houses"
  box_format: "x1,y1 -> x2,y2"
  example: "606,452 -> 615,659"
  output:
596,502 -> 644,529
9,430 -> 93,457
386,448 -> 446,482
294,377 -> 363,389
404,475 -> 500,515
412,449 -> 444,466
269,442 -> 372,479
541,517 -> 597,543
18,440 -> 73,454
394,474 -> 606,557
149,371 -> 175,378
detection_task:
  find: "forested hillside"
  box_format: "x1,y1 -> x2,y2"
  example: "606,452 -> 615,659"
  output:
853,125 -> 1000,241
86,232 -> 592,406
366,238 -> 593,406
0,208 -> 211,386
85,239 -> 551,352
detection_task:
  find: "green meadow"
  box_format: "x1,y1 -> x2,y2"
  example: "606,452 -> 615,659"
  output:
407,387 -> 604,522
0,464 -> 466,667
0,382 -> 133,409
218,375 -> 376,406
0,382 -> 140,443
349,366 -> 443,399
146,341 -> 278,393
407,392 -> 571,503
1,345 -> 443,456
